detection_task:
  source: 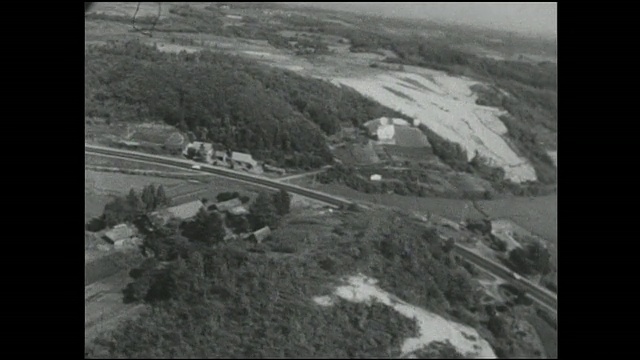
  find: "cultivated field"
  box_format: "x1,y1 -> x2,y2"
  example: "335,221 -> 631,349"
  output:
328,70 -> 537,183
85,154 -> 192,173
85,170 -> 183,197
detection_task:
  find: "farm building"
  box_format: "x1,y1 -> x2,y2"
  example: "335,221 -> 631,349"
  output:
364,117 -> 396,142
231,152 -> 259,171
103,224 -> 137,244
243,226 -> 271,244
149,200 -> 205,226
210,198 -> 243,213
363,117 -> 429,147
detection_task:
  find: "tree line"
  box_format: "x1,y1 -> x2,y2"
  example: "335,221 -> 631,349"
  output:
87,184 -> 171,231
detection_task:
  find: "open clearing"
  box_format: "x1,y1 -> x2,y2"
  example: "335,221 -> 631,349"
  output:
302,180 -> 555,250
476,195 -> 557,245
329,69 -> 537,183
306,182 -> 485,221
314,274 -> 496,358
85,170 -> 183,197
86,154 -> 191,173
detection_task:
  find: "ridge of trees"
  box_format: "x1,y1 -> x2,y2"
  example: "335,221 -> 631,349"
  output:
85,40 -> 408,169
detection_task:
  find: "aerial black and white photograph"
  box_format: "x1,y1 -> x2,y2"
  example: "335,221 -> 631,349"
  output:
85,2 -> 557,358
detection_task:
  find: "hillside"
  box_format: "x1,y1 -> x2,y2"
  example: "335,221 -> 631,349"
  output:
85,40 -> 409,169
86,207 -> 551,358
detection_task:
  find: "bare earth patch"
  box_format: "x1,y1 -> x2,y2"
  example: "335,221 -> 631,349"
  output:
329,70 -> 537,183
314,274 -> 496,358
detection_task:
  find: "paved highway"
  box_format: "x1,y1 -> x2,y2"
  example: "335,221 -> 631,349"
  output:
85,144 -> 557,313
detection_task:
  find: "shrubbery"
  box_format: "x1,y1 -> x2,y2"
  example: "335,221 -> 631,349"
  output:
99,185 -> 171,228
508,242 -> 552,276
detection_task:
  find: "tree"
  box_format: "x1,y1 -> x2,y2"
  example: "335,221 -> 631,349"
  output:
509,242 -> 551,276
443,238 -> 456,253
185,208 -> 226,244
103,197 -> 136,227
126,188 -> 145,214
249,191 -> 279,230
141,184 -> 157,211
272,189 -> 291,216
488,315 -> 507,338
155,185 -> 170,209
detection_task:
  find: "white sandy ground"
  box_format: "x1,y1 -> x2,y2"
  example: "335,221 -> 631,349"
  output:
547,151 -> 557,167
313,274 -> 496,359
330,70 -> 537,183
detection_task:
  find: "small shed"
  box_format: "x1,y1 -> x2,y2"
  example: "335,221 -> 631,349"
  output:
243,226 -> 271,244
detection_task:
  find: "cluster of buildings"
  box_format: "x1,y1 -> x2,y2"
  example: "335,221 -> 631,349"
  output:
102,195 -> 272,249
183,142 -> 261,173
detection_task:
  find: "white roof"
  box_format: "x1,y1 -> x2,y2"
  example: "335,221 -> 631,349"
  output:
232,152 -> 257,165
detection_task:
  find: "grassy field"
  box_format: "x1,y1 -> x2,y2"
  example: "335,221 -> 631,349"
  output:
85,170 -> 184,196
476,195 -> 557,244
86,154 -> 193,172
297,179 -> 555,249
305,182 -> 485,221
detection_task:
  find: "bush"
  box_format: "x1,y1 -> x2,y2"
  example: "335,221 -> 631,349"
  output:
217,192 -> 240,202
508,242 -> 551,276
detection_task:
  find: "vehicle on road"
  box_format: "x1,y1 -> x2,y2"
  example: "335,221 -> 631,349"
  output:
191,165 -> 201,170
511,271 -> 522,280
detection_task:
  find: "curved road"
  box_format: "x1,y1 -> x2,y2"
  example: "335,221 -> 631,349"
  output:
85,144 -> 557,313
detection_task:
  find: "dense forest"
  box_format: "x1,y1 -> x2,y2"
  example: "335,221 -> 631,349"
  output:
85,40 -> 407,169
87,209 -> 549,358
